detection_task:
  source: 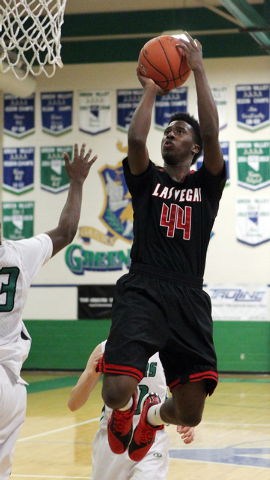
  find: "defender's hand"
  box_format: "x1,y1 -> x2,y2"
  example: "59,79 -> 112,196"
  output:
63,142 -> 98,184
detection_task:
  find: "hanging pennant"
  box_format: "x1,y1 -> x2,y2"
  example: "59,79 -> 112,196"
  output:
3,147 -> 34,194
236,198 -> 270,246
2,201 -> 34,240
41,91 -> 73,135
40,146 -> 72,193
79,90 -> 111,135
4,93 -> 35,138
236,84 -> 270,131
237,141 -> 270,190
117,89 -> 143,133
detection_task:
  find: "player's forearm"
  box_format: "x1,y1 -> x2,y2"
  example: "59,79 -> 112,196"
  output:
68,384 -> 91,411
68,371 -> 100,411
194,65 -> 219,139
128,85 -> 157,145
57,179 -> 83,244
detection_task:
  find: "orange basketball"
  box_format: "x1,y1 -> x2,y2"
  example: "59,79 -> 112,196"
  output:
138,35 -> 191,93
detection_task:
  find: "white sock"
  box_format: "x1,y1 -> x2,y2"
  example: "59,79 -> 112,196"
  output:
147,403 -> 163,426
119,397 -> 133,411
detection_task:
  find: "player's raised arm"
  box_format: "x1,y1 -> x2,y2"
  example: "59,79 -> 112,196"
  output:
68,343 -> 103,411
46,142 -> 97,257
177,33 -> 224,176
127,72 -> 164,176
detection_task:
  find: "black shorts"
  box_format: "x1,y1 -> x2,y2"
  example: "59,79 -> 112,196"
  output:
100,263 -> 218,396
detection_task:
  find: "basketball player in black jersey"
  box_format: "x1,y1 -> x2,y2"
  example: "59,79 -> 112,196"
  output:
97,32 -> 226,461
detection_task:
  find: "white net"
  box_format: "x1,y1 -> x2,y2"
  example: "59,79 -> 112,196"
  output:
0,0 -> 67,80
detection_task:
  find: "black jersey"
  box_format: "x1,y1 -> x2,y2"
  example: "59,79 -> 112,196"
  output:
123,157 -> 226,279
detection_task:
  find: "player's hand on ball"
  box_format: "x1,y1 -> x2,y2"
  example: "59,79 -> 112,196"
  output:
137,68 -> 167,96
177,425 -> 195,444
176,31 -> 202,71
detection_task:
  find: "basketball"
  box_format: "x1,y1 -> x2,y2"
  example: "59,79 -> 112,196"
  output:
138,35 -> 191,93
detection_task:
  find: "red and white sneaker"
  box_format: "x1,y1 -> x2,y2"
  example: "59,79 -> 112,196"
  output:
108,392 -> 137,454
128,392 -> 164,461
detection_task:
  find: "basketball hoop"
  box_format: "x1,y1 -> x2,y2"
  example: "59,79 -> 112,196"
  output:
0,0 -> 67,81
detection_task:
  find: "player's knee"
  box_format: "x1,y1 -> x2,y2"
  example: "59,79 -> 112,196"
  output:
102,376 -> 135,410
102,388 -> 126,409
176,409 -> 203,427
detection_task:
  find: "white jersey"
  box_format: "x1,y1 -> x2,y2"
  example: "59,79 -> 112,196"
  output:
99,341 -> 167,430
0,234 -> 53,381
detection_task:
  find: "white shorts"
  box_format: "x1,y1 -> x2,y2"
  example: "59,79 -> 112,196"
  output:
0,365 -> 27,480
91,427 -> 170,480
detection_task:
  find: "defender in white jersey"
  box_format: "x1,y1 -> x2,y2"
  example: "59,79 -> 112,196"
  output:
68,341 -> 194,480
0,143 -> 97,480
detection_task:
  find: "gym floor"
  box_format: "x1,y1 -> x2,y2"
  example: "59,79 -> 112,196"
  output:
10,371 -> 270,480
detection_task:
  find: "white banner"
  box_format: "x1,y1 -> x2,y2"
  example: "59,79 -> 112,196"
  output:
236,197 -> 270,246
205,284 -> 268,321
78,90 -> 111,135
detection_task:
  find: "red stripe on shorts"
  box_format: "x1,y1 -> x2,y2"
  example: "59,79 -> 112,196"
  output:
190,371 -> 218,382
96,360 -> 143,382
168,370 -> 218,395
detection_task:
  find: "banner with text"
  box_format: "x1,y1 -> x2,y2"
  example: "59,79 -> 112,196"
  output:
2,201 -> 34,240
205,284 -> 268,321
3,147 -> 34,194
117,89 -> 143,133
79,90 -> 111,135
78,284 -> 115,319
237,141 -> 270,190
40,146 -> 72,193
4,93 -> 35,138
236,197 -> 270,246
41,91 -> 73,135
236,84 -> 270,131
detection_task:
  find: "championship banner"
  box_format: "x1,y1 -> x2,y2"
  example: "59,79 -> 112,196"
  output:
196,141 -> 230,185
154,87 -> 188,130
78,90 -> 111,135
40,146 -> 72,193
2,201 -> 34,240
236,84 -> 270,131
237,141 -> 270,190
3,147 -> 34,195
78,285 -> 115,319
41,91 -> 73,135
211,86 -> 228,130
117,89 -> 143,133
236,197 -> 270,246
205,284 -> 268,321
4,93 -> 35,138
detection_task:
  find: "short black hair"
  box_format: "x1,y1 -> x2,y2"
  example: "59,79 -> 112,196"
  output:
168,112 -> 203,165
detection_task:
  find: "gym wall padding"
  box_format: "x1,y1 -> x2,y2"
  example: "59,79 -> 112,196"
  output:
23,320 -> 270,372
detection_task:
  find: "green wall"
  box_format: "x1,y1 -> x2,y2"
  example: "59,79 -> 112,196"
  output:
213,321 -> 270,372
23,320 -> 270,373
23,320 -> 111,370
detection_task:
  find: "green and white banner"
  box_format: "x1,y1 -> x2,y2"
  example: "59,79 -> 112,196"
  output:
237,141 -> 270,190
2,201 -> 34,240
79,90 -> 111,135
236,197 -> 270,246
40,146 -> 72,193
